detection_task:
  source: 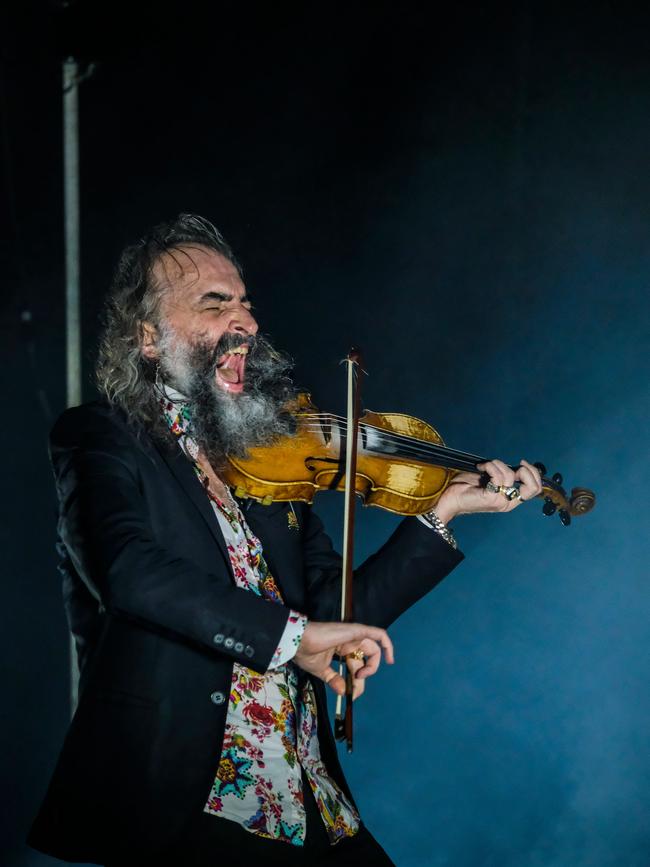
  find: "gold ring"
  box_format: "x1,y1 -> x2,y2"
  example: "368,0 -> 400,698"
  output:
346,648 -> 365,662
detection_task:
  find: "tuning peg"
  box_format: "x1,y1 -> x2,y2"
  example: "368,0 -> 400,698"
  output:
559,509 -> 571,526
552,472 -> 563,486
534,462 -> 547,476
543,497 -> 557,516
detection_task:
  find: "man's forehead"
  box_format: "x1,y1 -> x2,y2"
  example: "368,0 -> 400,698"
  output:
153,244 -> 242,294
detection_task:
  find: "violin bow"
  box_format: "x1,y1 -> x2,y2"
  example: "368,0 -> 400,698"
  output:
334,348 -> 364,753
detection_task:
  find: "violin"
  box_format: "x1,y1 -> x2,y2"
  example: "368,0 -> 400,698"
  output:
222,350 -> 595,752
221,397 -> 596,524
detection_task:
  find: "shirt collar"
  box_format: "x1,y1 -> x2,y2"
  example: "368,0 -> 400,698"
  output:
156,381 -> 189,405
158,382 -> 197,456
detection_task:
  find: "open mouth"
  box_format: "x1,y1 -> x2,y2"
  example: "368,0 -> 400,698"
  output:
215,344 -> 249,393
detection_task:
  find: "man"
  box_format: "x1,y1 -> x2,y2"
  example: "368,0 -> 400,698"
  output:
29,214 -> 543,866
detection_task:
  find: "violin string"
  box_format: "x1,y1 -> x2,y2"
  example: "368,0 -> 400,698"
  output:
298,423 -> 554,486
299,421 -> 483,466
298,415 -> 490,468
298,424 -> 483,471
298,420 -> 462,461
295,414 -> 554,489
301,413 -> 489,463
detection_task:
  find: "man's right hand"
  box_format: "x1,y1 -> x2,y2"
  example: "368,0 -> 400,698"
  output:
293,621 -> 394,697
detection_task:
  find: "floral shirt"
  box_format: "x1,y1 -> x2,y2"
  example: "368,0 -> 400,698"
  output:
160,390 -> 360,848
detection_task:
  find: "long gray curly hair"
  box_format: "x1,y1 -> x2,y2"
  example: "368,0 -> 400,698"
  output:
96,214 -> 242,436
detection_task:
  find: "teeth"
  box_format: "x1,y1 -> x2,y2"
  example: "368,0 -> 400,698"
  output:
227,346 -> 249,356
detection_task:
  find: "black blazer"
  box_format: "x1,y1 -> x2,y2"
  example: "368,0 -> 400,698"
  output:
29,402 -> 464,864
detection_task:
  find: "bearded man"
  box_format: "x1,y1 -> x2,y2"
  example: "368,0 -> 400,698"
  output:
29,214 -> 543,866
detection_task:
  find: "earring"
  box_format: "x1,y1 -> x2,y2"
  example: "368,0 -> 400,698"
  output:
154,363 -> 164,393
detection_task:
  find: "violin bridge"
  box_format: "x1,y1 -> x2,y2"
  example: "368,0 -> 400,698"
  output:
318,415 -> 332,445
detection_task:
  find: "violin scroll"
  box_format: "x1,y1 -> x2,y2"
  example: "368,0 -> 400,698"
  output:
568,487 -> 597,515
537,465 -> 596,526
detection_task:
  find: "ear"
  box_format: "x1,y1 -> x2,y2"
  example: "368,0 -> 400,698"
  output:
140,321 -> 159,359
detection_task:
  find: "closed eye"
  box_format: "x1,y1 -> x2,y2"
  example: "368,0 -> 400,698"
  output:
204,302 -> 253,312
200,291 -> 253,309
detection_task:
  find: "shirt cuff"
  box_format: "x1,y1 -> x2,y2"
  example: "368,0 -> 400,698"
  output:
268,610 -> 308,669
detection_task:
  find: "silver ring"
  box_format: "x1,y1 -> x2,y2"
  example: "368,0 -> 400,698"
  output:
486,480 -> 522,501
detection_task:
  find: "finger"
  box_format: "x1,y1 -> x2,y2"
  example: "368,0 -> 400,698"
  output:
345,657 -> 367,701
491,459 -> 516,487
477,460 -> 507,488
345,656 -> 365,676
338,639 -> 376,677
339,638 -> 381,678
337,624 -> 394,665
520,459 -> 543,495
515,463 -> 540,501
365,628 -> 394,665
323,667 -> 345,696
357,637 -> 382,676
355,637 -> 389,677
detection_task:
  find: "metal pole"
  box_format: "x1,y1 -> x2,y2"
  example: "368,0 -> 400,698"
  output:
63,58 -> 81,408
63,57 -> 81,712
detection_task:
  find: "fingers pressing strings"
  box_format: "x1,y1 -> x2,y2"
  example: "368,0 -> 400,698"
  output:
478,458 -> 543,508
516,458 -> 543,501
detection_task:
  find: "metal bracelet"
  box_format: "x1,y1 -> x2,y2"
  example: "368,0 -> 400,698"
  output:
422,509 -> 458,549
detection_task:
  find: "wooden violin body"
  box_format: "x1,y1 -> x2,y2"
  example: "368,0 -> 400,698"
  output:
222,394 -> 596,524
224,362 -> 596,756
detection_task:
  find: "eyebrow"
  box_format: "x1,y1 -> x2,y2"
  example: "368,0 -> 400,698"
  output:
198,290 -> 252,305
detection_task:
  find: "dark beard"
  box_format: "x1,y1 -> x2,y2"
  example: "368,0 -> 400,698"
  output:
163,332 -> 298,468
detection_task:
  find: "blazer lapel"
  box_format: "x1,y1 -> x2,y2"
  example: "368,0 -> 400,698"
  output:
243,501 -> 307,612
154,440 -> 230,567
153,438 -> 303,606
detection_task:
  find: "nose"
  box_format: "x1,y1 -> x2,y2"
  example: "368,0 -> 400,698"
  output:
227,302 -> 258,337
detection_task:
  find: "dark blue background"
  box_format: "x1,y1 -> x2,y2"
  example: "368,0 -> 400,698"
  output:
2,3 -> 649,865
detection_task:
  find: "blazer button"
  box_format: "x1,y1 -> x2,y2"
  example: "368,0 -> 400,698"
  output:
213,633 -> 224,645
244,645 -> 254,658
210,691 -> 226,706
234,641 -> 244,653
224,637 -> 234,649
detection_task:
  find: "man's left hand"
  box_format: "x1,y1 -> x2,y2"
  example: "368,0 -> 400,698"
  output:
434,458 -> 543,525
